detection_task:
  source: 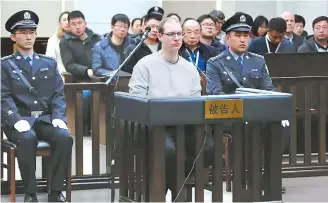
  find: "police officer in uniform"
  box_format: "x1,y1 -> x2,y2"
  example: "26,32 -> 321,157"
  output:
206,13 -> 275,94
206,12 -> 290,193
1,10 -> 72,202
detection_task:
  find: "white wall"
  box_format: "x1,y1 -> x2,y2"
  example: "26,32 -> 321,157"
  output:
162,0 -> 216,21
74,0 -> 161,35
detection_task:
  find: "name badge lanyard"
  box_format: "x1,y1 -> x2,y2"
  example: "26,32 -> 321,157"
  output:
186,49 -> 200,67
266,35 -> 281,53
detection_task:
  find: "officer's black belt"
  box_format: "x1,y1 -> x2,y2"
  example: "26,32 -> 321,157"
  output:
21,111 -> 50,118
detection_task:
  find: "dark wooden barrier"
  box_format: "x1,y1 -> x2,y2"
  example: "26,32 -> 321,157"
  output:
113,90 -> 292,202
273,76 -> 328,176
264,53 -> 328,176
1,37 -> 48,57
63,73 -> 130,176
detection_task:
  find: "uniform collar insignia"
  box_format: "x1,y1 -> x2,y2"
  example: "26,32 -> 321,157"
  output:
245,55 -> 249,59
16,56 -> 21,59
35,55 -> 40,59
226,56 -> 231,60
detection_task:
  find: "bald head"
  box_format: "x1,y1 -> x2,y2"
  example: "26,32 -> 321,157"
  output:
281,11 -> 295,33
182,18 -> 201,29
182,18 -> 201,48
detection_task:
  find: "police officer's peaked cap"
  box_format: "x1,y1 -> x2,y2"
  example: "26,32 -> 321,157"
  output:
147,6 -> 164,16
5,10 -> 39,32
222,13 -> 253,33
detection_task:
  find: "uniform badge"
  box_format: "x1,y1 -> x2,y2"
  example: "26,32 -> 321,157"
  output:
24,12 -> 31,20
154,6 -> 159,11
251,69 -> 258,72
16,56 -> 21,59
240,15 -> 246,23
245,55 -> 249,59
7,110 -> 13,115
226,56 -> 231,60
40,67 -> 49,72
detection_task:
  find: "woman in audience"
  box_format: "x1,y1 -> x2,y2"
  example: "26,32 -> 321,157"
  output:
130,18 -> 142,35
46,11 -> 70,77
251,15 -> 268,39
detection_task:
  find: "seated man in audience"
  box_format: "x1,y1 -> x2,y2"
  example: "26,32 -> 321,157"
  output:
179,18 -> 223,73
123,13 -> 162,73
60,10 -> 101,81
129,17 -> 213,196
92,14 -> 134,77
59,10 -> 101,137
281,11 -> 304,50
209,9 -> 226,45
2,10 -> 72,202
298,16 -> 328,53
197,14 -> 225,52
248,17 -> 295,54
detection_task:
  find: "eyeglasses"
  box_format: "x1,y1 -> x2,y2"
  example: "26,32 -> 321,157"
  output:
15,31 -> 36,36
114,24 -> 129,29
201,23 -> 215,28
162,32 -> 184,38
314,26 -> 328,31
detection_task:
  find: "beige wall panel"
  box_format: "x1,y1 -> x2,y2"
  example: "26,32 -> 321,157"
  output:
162,0 -> 216,21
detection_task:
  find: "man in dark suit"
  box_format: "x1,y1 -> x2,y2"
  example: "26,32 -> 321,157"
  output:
282,11 -> 304,50
248,17 -> 296,54
2,10 -> 72,202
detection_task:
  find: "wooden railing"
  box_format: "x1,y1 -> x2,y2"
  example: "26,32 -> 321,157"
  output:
273,76 -> 328,175
113,91 -> 291,202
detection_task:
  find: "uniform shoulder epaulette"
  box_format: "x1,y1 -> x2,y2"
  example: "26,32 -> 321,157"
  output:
209,53 -> 225,62
1,55 -> 14,61
248,52 -> 264,60
37,54 -> 55,61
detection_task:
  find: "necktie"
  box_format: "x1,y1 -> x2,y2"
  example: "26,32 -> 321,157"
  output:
25,56 -> 32,66
237,56 -> 243,74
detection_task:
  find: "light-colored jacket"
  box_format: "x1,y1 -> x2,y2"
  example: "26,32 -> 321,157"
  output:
129,52 -> 201,98
46,32 -> 66,77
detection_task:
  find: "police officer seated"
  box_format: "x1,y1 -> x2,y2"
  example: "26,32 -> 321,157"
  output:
206,12 -> 290,194
2,10 -> 73,202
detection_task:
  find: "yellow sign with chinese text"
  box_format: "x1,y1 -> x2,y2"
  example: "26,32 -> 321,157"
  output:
205,99 -> 243,119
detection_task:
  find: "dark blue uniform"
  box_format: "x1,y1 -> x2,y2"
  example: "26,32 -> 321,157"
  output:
1,52 -> 67,126
206,50 -> 276,94
1,52 -> 73,195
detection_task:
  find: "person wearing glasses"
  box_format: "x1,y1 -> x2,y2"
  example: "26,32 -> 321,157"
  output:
129,17 -> 215,195
123,13 -> 163,74
197,14 -> 225,52
92,14 -> 135,77
298,16 -> 328,53
2,10 -> 72,202
179,18 -> 224,73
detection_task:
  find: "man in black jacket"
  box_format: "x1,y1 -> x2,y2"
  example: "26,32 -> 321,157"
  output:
59,10 -> 101,137
123,13 -> 162,73
179,18 -> 225,72
298,16 -> 328,53
59,10 -> 101,82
